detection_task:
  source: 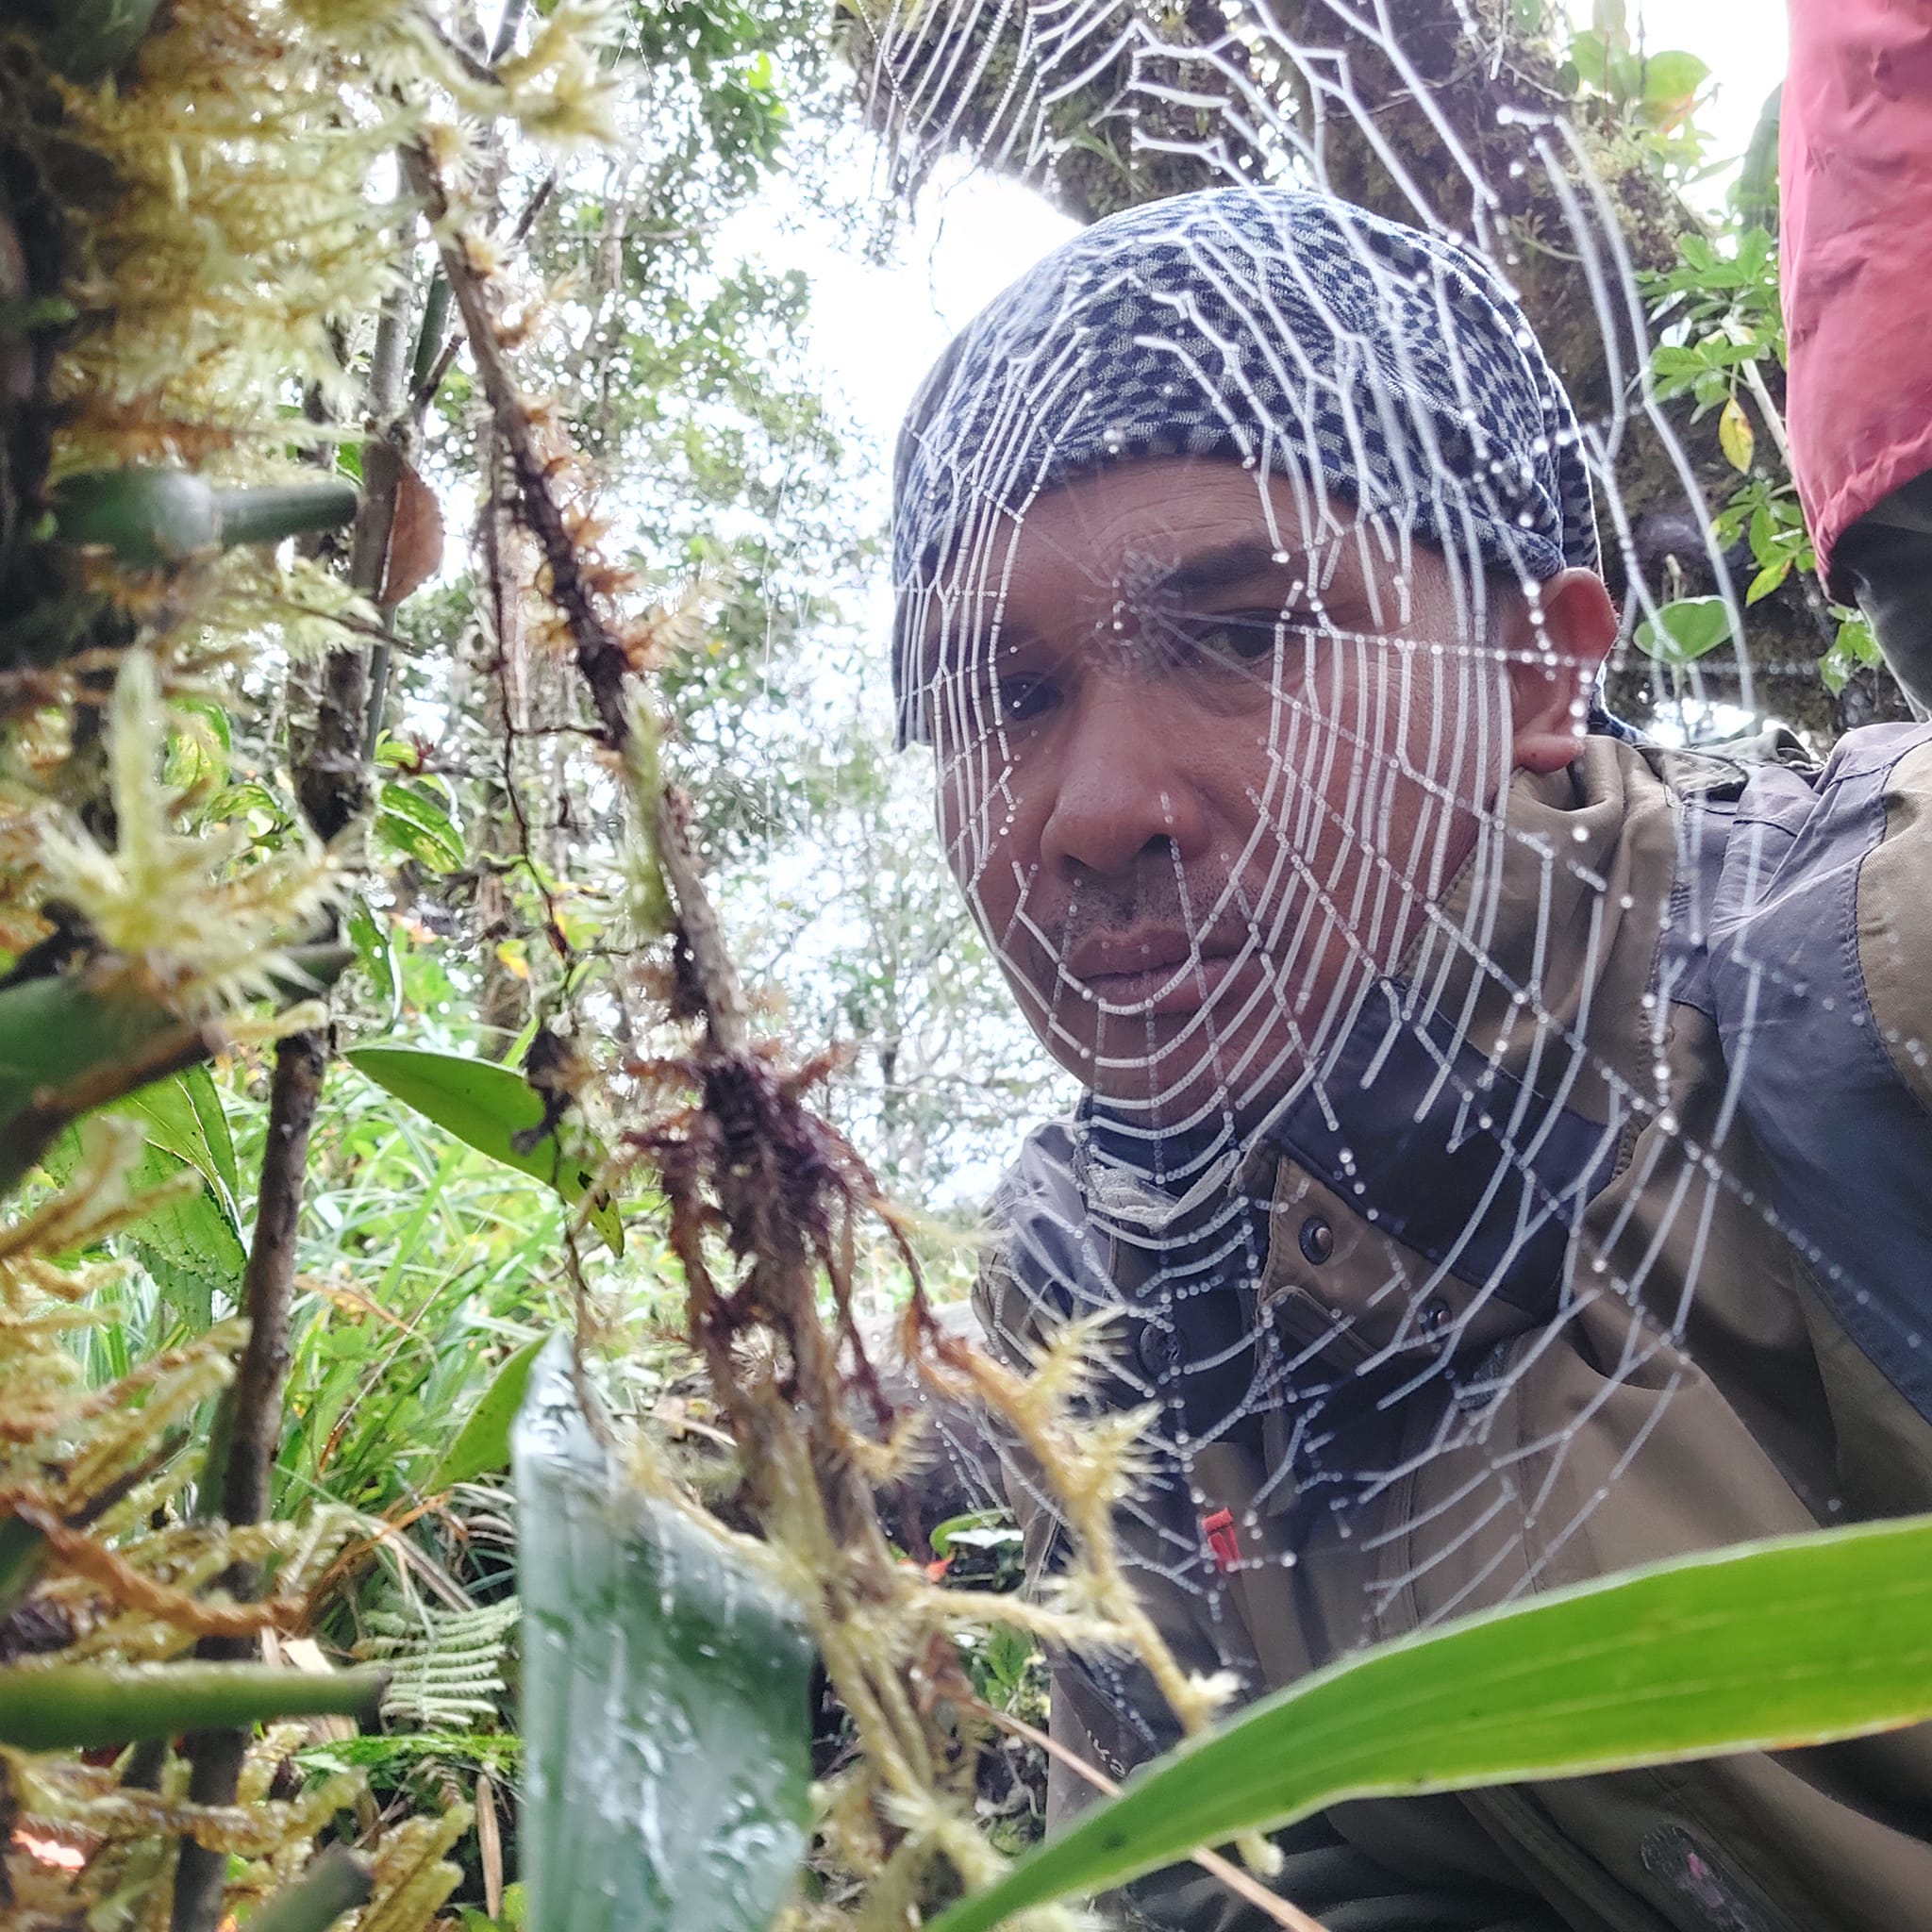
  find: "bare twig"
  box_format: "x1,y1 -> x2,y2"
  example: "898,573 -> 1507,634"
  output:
171,1030 -> 328,1932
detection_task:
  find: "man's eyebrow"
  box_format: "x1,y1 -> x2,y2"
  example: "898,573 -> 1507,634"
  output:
1141,538 -> 1305,604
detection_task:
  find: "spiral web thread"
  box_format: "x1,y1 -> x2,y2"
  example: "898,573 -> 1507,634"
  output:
835,0 -> 1931,1795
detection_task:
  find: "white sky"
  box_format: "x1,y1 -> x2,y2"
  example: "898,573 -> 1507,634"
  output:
750,0 -> 1787,483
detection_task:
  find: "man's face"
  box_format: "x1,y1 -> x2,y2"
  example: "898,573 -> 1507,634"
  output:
920,456 -> 1602,1130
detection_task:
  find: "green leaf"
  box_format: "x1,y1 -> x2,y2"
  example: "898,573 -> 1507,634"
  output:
42,1104 -> 245,1328
0,971 -> 205,1197
347,895 -> 402,1027
378,778 -> 467,874
1821,612 -> 1883,695
1676,233 -> 1717,275
345,1047 -> 625,1256
41,1064 -> 244,1326
514,1335 -> 814,1932
1632,595 -> 1734,667
930,1508 -> 1014,1557
1641,49 -> 1708,107
1735,89 -> 1783,228
120,1064 -> 240,1209
425,1333 -> 549,1491
1569,26 -> 1609,89
1718,395 -> 1755,473
1745,559 -> 1791,605
931,1515 -> 1932,1932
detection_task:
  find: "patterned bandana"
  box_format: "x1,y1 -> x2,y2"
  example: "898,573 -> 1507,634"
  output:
890,186 -> 1601,745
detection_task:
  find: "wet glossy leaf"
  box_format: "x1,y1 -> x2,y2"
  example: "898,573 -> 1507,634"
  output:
345,1047 -> 624,1255
931,1514 -> 1932,1932
378,778 -> 466,874
426,1333 -> 548,1491
514,1335 -> 814,1932
120,1063 -> 240,1209
42,1069 -> 246,1327
1632,595 -> 1733,667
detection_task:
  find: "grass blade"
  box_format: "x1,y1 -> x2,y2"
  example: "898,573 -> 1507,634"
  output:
932,1514 -> 1932,1932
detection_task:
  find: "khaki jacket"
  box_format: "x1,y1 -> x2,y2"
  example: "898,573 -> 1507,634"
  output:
974,727 -> 1932,1932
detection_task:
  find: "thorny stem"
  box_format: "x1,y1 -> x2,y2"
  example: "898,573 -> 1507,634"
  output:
402,141 -> 636,749
409,123 -> 974,1870
652,788 -> 750,1052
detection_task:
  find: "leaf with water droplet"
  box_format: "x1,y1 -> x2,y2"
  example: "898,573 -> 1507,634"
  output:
514,1334 -> 814,1932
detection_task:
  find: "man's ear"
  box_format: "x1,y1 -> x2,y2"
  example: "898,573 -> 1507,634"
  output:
1506,569 -> 1619,774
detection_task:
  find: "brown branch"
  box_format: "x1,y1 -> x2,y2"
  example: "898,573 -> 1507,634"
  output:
219,1034 -> 326,1540
173,248 -> 407,1925
401,140 -> 635,748
652,788 -> 749,1055
170,1029 -> 327,1932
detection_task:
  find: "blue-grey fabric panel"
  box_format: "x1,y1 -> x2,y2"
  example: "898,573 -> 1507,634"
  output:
1706,723 -> 1932,1421
1263,979 -> 1622,1311
988,1119 -> 1270,1438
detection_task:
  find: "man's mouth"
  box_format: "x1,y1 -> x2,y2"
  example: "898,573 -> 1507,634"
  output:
1063,927 -> 1246,1015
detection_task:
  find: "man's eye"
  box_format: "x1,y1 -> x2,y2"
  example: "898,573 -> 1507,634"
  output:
995,674 -> 1058,722
1187,614 -> 1283,665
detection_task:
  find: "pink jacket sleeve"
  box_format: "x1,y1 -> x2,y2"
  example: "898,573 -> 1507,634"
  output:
1780,0 -> 1932,592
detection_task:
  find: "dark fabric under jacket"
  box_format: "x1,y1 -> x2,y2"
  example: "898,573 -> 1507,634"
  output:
974,726 -> 1932,1932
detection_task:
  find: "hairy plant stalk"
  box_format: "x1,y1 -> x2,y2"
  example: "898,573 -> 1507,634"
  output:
405,114 -> 1277,1919
401,140 -> 635,747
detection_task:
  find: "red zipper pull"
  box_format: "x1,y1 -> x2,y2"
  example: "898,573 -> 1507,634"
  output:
1201,1507 -> 1241,1572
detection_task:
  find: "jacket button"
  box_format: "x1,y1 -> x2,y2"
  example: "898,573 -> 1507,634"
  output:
1298,1215 -> 1334,1264
1139,1324 -> 1182,1376
1421,1295 -> 1451,1337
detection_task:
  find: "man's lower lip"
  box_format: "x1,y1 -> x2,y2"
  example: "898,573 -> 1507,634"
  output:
1078,952 -> 1245,1015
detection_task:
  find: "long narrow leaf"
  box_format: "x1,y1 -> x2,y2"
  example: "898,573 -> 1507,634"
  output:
933,1513 -> 1932,1932
426,1333 -> 546,1491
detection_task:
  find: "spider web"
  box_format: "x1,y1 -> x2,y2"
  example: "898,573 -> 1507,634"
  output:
835,0 -> 1929,1862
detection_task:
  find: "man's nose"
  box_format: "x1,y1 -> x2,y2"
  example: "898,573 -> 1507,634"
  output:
1037,680 -> 1212,877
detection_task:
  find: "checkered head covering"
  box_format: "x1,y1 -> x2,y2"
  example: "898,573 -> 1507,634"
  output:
891,186 -> 1600,745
